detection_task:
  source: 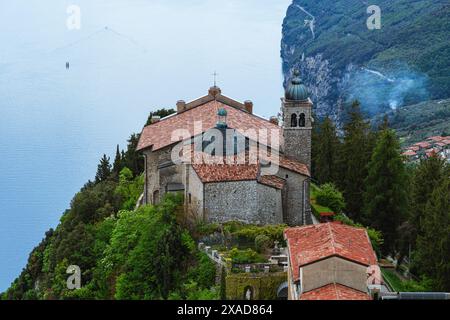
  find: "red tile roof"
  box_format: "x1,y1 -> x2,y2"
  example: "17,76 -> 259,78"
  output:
414,142 -> 431,149
427,136 -> 445,142
190,151 -> 302,187
402,150 -> 417,156
300,283 -> 371,300
258,175 -> 286,190
284,223 -> 377,281
137,99 -> 281,152
192,161 -> 259,183
408,146 -> 420,152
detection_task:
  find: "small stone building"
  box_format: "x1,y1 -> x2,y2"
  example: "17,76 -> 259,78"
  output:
136,72 -> 314,226
284,223 -> 379,300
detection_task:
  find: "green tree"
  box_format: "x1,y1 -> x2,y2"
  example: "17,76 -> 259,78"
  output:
115,168 -> 144,210
122,134 -> 144,177
145,108 -> 176,126
316,183 -> 346,214
337,101 -> 375,221
112,145 -> 123,178
363,130 -> 408,254
410,155 -> 447,243
414,172 -> 450,291
95,154 -> 112,184
313,117 -> 341,184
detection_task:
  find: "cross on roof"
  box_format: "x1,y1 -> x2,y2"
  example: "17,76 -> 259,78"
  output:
212,71 -> 218,87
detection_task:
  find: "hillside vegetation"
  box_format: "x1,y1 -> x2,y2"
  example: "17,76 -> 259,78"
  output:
282,0 -> 450,121
373,99 -> 450,146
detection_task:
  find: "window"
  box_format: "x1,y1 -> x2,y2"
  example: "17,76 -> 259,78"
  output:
188,193 -> 192,204
299,113 -> 306,127
290,113 -> 298,127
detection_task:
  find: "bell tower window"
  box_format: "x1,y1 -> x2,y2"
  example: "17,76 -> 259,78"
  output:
290,113 -> 298,128
299,113 -> 306,127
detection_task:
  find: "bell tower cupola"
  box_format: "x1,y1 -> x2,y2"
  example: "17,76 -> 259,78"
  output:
282,69 -> 313,170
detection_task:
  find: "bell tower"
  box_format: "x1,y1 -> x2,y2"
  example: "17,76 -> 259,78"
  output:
282,69 -> 313,170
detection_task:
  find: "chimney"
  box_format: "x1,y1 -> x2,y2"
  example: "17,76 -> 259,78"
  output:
150,116 -> 161,124
177,100 -> 186,113
244,100 -> 253,114
208,86 -> 222,98
269,116 -> 279,126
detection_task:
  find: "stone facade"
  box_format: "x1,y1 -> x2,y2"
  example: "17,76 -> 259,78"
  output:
203,180 -> 283,225
140,87 -> 313,227
282,99 -> 313,170
276,168 -> 310,226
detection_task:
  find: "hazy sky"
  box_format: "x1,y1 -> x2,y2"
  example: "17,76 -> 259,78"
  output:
0,0 -> 292,291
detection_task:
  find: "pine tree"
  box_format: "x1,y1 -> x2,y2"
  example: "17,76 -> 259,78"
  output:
220,266 -> 227,300
95,154 -> 112,183
363,130 -> 408,255
313,117 -> 341,184
410,155 -> 447,242
123,134 -> 144,177
337,101 -> 374,221
112,145 -> 122,177
414,171 -> 450,291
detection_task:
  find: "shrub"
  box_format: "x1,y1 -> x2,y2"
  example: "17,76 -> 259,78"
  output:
228,248 -> 266,264
316,183 -> 346,214
254,235 -> 272,253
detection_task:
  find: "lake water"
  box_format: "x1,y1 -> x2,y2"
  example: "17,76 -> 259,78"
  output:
0,0 -> 291,291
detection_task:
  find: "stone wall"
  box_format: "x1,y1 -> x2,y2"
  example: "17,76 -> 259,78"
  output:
204,181 -> 283,225
277,168 -> 309,226
226,272 -> 287,300
256,183 -> 283,224
143,146 -> 184,204
283,129 -> 312,171
186,166 -> 204,220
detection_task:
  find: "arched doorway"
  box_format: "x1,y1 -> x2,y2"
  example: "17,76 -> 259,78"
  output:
277,282 -> 288,300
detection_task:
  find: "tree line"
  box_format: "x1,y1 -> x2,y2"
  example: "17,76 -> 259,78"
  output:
312,101 -> 449,291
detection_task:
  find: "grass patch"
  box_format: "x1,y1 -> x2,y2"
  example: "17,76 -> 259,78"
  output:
381,268 -> 431,292
310,183 -> 333,219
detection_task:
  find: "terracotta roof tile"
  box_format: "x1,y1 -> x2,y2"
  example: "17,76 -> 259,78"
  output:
258,175 -> 285,189
137,100 -> 281,152
402,150 -> 417,156
285,223 -> 378,281
414,141 -> 431,149
300,283 -> 371,300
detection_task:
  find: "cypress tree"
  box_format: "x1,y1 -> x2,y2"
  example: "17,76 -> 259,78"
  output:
123,134 -> 144,177
220,266 -> 227,300
112,145 -> 122,177
337,101 -> 374,221
95,154 -> 112,183
363,130 -> 408,255
313,117 -> 340,184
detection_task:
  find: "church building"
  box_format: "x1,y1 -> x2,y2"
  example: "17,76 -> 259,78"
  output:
137,71 -> 313,226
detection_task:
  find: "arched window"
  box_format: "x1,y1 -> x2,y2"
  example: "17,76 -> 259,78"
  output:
299,113 -> 306,127
290,113 -> 298,127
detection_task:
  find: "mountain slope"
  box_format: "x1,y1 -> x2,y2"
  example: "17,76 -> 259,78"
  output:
281,0 -> 450,122
373,98 -> 450,146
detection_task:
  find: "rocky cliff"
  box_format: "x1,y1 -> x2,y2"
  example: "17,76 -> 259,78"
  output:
281,0 -> 450,123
